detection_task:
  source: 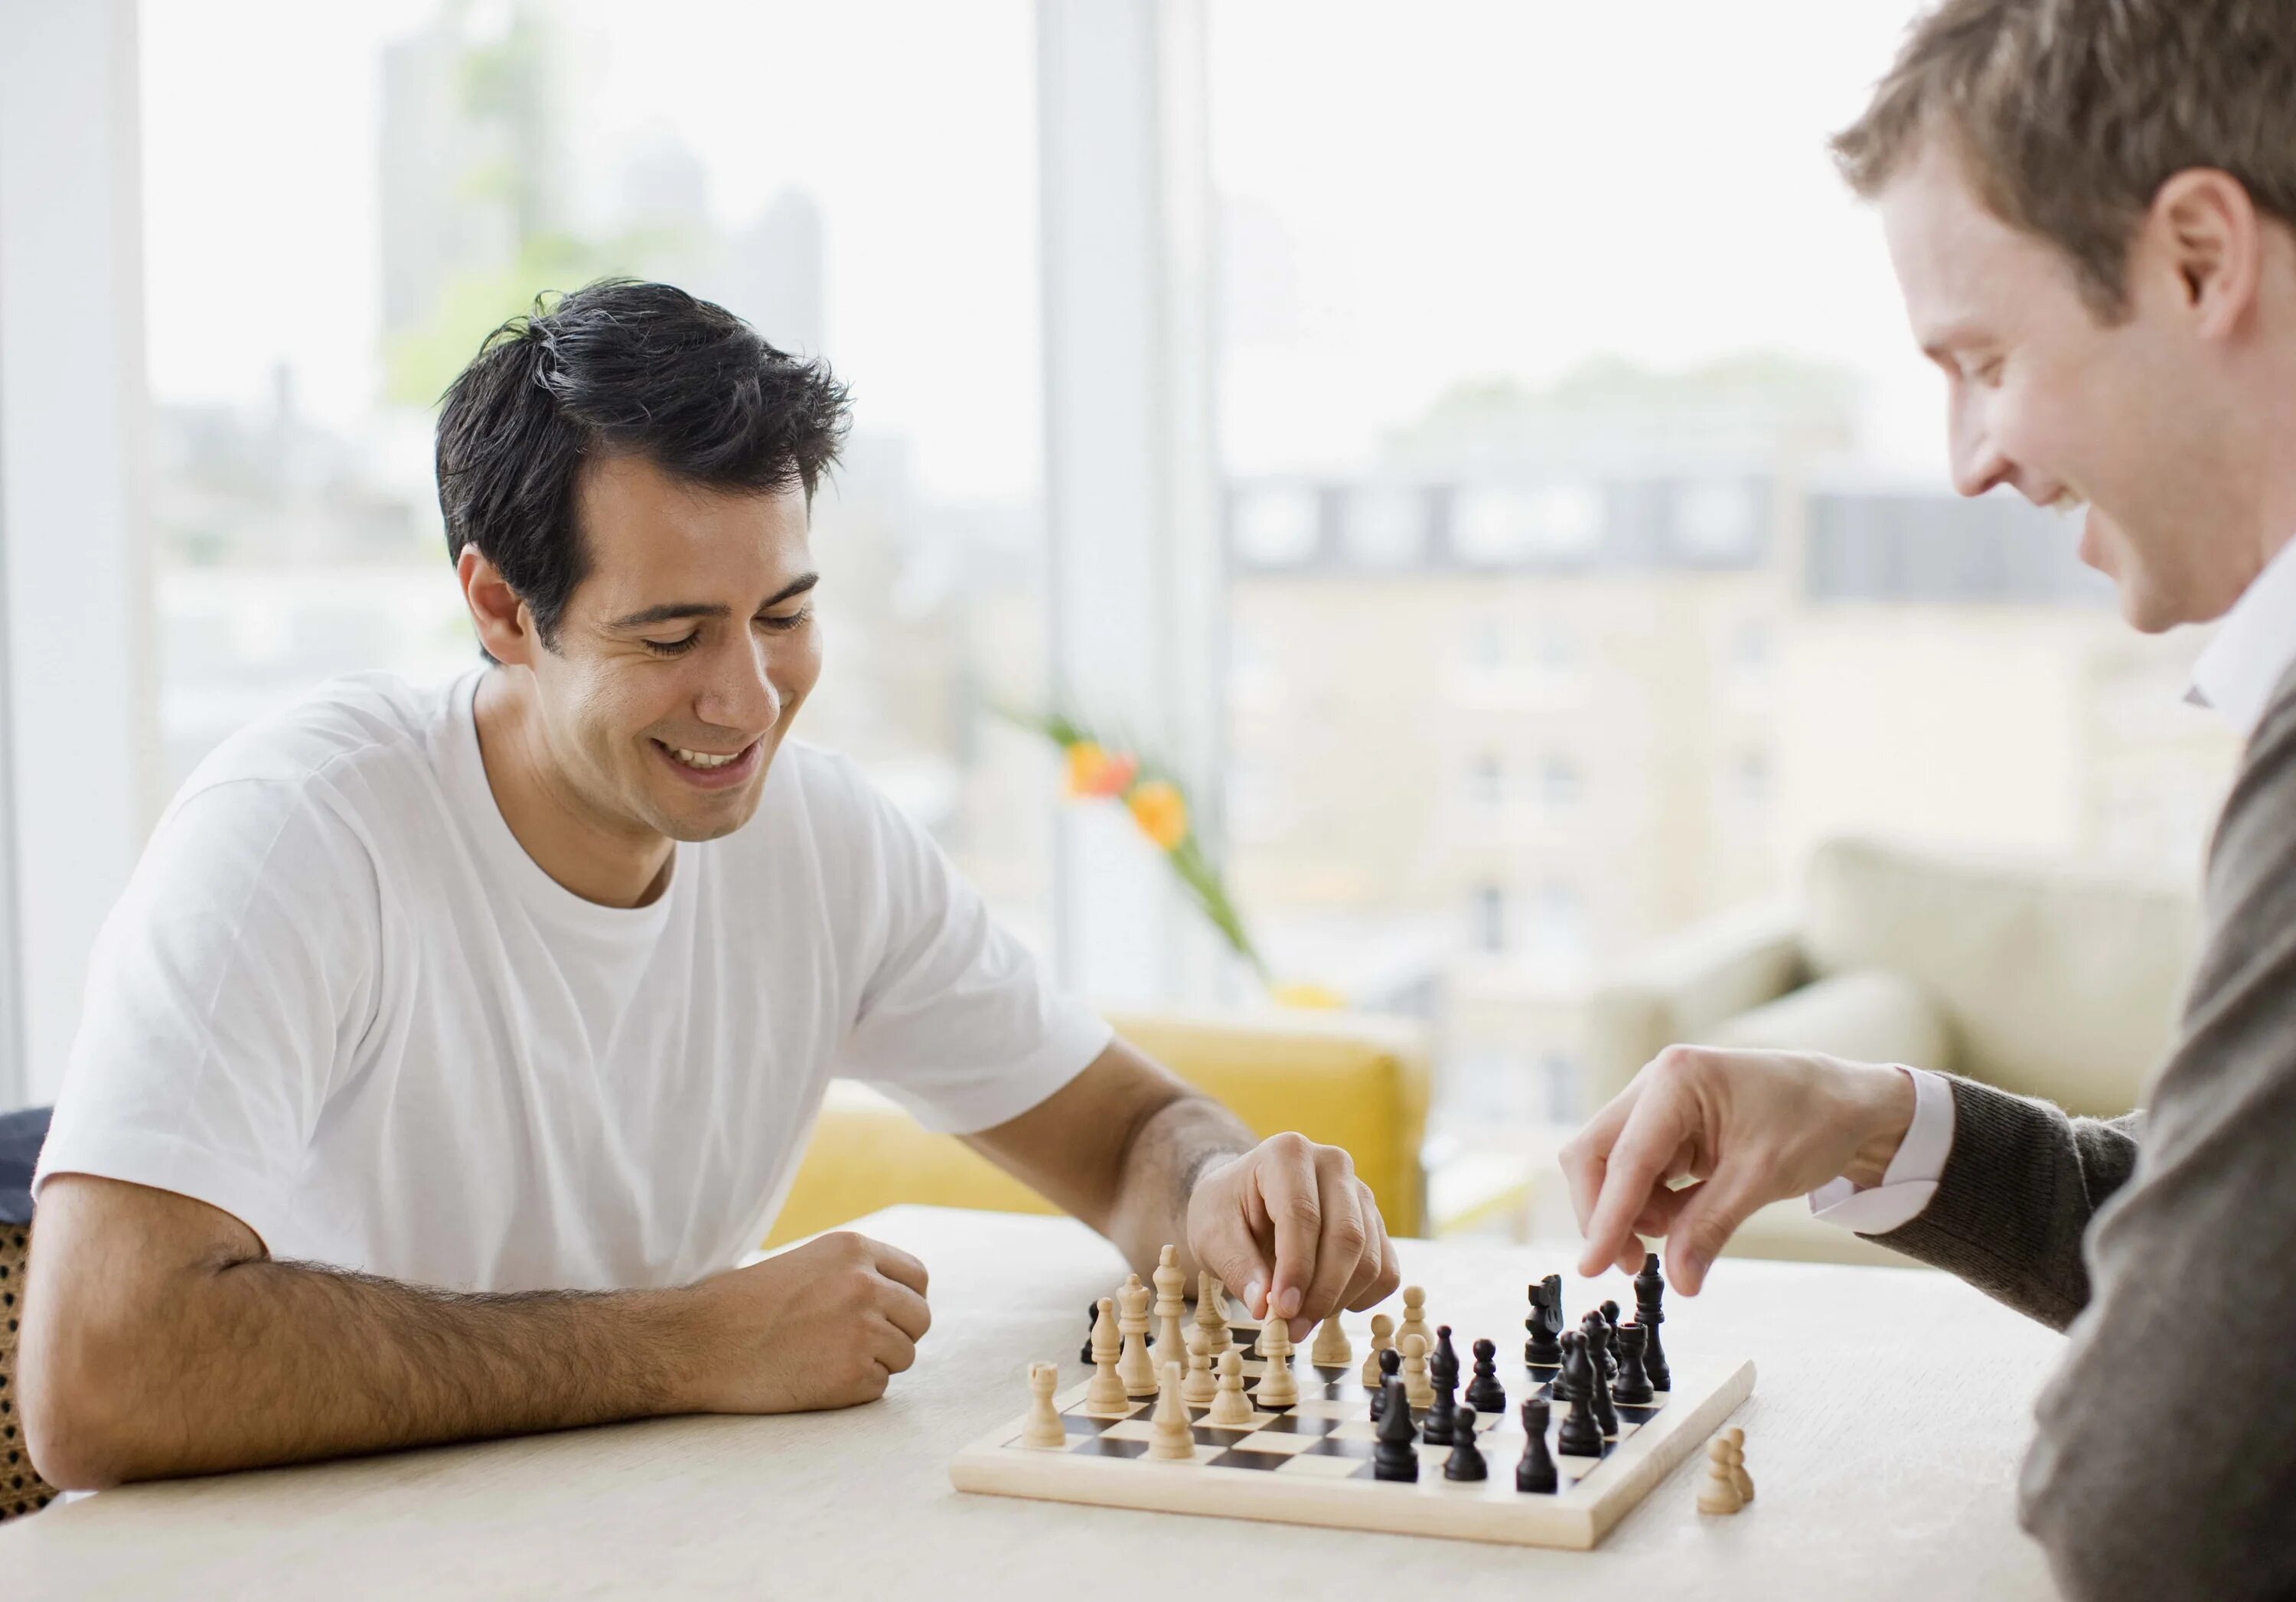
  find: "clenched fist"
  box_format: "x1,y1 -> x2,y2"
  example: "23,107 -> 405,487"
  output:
673,1231 -> 931,1412
1186,1132 -> 1401,1339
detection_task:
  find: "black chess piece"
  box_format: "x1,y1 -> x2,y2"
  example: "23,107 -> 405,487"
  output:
1369,1346 -> 1402,1421
1422,1327 -> 1459,1447
1549,1330 -> 1584,1404
1590,1352 -> 1619,1440
1633,1251 -> 1671,1391
1613,1323 -> 1655,1405
1373,1377 -> 1420,1481
1516,1398 -> 1560,1493
1581,1313 -> 1619,1437
1082,1302 -> 1097,1365
1464,1336 -> 1507,1414
1443,1422 -> 1488,1482
1582,1312 -> 1614,1387
1523,1276 -> 1564,1368
1589,1303 -> 1626,1377
1556,1365 -> 1604,1459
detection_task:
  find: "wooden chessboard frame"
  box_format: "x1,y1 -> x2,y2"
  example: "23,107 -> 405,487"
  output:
951,1313 -> 1755,1551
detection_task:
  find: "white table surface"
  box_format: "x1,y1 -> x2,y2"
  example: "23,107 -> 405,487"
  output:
2,1205 -> 2063,1600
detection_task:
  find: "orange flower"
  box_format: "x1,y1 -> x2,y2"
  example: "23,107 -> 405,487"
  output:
1126,780 -> 1189,850
1063,741 -> 1138,799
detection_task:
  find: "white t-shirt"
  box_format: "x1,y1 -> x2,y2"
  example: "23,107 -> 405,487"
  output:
35,670 -> 1108,1293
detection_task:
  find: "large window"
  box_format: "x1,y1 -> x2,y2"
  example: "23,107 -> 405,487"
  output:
139,0 -> 1053,941
1205,0 -> 2242,1142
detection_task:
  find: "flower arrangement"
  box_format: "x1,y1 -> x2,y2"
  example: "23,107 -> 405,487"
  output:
1007,709 -> 1285,990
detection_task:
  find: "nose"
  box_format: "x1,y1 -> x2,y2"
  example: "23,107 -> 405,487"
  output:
693,628 -> 782,736
1947,382 -> 2011,500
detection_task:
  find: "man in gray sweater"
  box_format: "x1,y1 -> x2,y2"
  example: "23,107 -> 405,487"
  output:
1561,3 -> 2296,1598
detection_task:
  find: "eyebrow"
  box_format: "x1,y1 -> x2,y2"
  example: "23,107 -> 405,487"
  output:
605,573 -> 820,631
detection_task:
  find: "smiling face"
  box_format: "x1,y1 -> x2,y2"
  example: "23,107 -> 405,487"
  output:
1879,134 -> 2272,632
517,453 -> 822,846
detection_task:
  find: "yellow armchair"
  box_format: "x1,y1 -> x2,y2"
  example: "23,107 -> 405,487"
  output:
764,1010 -> 1431,1248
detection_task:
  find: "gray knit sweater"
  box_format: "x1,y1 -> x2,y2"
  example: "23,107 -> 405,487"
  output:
1872,664 -> 2296,1602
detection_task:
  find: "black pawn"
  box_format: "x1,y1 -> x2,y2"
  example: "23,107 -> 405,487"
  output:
1556,1379 -> 1604,1459
1634,1251 -> 1671,1391
1082,1302 -> 1097,1365
1549,1330 -> 1584,1404
1422,1327 -> 1459,1447
1598,1300 -> 1621,1379
1516,1398 -> 1559,1493
1590,1360 -> 1619,1440
1373,1377 -> 1420,1481
1464,1336 -> 1507,1414
1613,1323 -> 1655,1405
1369,1346 -> 1402,1421
1581,1312 -> 1613,1388
1443,1424 -> 1488,1482
1523,1276 -> 1564,1368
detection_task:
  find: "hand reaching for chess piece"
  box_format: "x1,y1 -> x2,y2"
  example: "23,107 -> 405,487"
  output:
1560,1047 -> 1918,1293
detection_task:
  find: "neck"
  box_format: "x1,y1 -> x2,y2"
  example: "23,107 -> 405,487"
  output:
472,667 -> 673,909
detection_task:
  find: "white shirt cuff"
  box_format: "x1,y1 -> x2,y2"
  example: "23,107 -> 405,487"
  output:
1807,1066 -> 1954,1235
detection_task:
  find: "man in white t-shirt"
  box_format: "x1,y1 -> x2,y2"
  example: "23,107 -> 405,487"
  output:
18,281 -> 1399,1490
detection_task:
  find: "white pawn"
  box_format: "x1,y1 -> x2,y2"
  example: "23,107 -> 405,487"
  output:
1727,1427 -> 1755,1502
1359,1312 -> 1395,1390
1022,1360 -> 1066,1448
1195,1271 -> 1231,1358
1311,1312 -> 1352,1368
1117,1273 -> 1156,1396
1207,1348 -> 1257,1427
1400,1332 -> 1434,1411
1396,1284 -> 1431,1359
1697,1435 -> 1745,1516
1084,1296 -> 1130,1415
1254,1307 -> 1299,1408
1148,1361 -> 1195,1460
1180,1324 -> 1218,1407
1153,1245 -> 1188,1362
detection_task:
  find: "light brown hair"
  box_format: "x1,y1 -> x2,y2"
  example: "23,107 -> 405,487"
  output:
1832,0 -> 2296,317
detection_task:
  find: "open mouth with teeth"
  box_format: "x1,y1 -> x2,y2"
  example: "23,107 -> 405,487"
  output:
651,736 -> 763,788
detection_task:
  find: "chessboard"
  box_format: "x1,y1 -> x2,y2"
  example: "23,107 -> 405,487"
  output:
951,1265 -> 1755,1551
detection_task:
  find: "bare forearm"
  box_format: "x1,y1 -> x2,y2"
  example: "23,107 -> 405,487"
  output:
1103,1091 -> 1256,1281
42,1255 -> 694,1486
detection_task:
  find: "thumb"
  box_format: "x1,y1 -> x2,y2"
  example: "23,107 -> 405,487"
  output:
1192,1214 -> 1275,1318
1662,1168 -> 1766,1297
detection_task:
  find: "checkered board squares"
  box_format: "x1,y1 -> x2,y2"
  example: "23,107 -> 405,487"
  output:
951,1322 -> 1755,1551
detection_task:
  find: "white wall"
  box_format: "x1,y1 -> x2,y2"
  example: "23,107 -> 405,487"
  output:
0,0 -> 156,1103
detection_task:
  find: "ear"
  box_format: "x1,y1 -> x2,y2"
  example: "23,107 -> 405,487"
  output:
456,546 -> 540,667
2151,168 -> 2260,340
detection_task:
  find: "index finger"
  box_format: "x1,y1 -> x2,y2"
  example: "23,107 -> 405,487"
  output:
1576,1089 -> 1691,1279
1561,1082 -> 1641,1235
1257,1137 -> 1323,1327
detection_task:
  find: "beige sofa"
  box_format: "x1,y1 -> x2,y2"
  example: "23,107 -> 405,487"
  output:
1582,837 -> 2200,1267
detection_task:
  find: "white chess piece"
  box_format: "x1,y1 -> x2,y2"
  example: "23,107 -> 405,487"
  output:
1311,1312 -> 1352,1368
1400,1332 -> 1434,1411
1152,1245 -> 1188,1362
1726,1427 -> 1754,1502
1359,1312 -> 1395,1390
1084,1296 -> 1130,1415
1206,1349 -> 1256,1427
1195,1271 -> 1231,1358
1022,1360 -> 1066,1448
1117,1274 -> 1156,1396
1697,1435 -> 1745,1515
1180,1325 -> 1218,1407
1396,1284 -> 1431,1359
1148,1362 -> 1195,1460
1254,1307 -> 1299,1408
